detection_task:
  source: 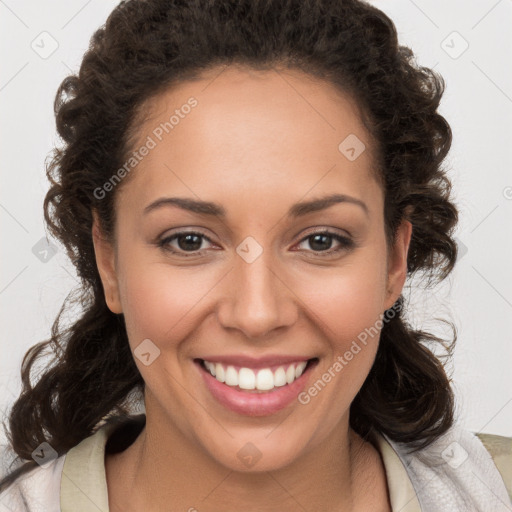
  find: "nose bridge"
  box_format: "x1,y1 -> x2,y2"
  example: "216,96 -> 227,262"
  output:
218,239 -> 297,339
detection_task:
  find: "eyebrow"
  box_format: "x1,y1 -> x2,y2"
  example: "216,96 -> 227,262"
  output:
143,193 -> 369,219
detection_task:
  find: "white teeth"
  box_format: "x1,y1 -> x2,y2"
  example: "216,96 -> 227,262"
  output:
215,363 -> 225,383
273,367 -> 287,387
225,365 -> 238,386
295,361 -> 307,379
285,364 -> 295,384
203,359 -> 311,391
205,361 -> 216,376
238,368 -> 256,390
256,369 -> 274,391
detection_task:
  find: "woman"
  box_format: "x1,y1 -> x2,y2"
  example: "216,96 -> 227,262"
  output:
0,0 -> 510,510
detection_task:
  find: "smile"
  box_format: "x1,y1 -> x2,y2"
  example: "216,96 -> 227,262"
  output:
195,357 -> 319,416
202,359 -> 310,392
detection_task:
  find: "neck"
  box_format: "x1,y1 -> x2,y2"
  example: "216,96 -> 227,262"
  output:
106,407 -> 389,512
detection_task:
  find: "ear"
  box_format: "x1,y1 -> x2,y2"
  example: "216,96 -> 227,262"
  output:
383,217 -> 412,311
91,209 -> 123,314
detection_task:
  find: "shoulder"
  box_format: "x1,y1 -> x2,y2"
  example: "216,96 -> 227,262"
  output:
386,423 -> 512,510
0,454 -> 66,512
0,414 -> 145,512
475,432 -> 512,500
0,415 -> 142,512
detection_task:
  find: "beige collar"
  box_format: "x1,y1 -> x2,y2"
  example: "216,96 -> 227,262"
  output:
372,433 -> 421,511
60,421 -> 420,511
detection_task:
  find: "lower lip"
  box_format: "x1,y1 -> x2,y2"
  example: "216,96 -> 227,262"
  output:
196,360 -> 317,417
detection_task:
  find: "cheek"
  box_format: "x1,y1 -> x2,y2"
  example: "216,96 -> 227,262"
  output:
291,256 -> 388,349
290,259 -> 388,431
118,259 -> 221,351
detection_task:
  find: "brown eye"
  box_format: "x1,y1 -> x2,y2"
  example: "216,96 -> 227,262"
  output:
296,231 -> 355,257
158,231 -> 214,256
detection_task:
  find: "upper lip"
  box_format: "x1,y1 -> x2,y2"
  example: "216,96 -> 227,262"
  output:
197,354 -> 315,369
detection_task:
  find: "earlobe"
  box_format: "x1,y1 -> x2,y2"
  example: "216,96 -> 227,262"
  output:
91,210 -> 123,314
384,218 -> 413,311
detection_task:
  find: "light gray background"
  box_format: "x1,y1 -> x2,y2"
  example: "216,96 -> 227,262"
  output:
1,0 -> 511,443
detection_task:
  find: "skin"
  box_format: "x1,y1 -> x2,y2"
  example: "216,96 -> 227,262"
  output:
93,64 -> 412,511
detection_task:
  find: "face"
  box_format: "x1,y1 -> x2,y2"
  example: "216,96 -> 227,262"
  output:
93,65 -> 411,472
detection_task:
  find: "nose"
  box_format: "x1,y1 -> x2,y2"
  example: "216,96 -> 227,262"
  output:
216,250 -> 298,340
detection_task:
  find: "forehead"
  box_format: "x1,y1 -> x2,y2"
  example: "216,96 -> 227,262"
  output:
116,65 -> 381,218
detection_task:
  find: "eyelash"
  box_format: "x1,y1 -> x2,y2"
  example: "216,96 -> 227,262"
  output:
157,229 -> 355,258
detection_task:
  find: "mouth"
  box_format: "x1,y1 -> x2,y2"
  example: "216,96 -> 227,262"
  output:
197,357 -> 318,392
194,357 -> 319,416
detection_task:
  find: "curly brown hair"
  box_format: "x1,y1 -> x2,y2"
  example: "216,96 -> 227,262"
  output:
0,0 -> 459,491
